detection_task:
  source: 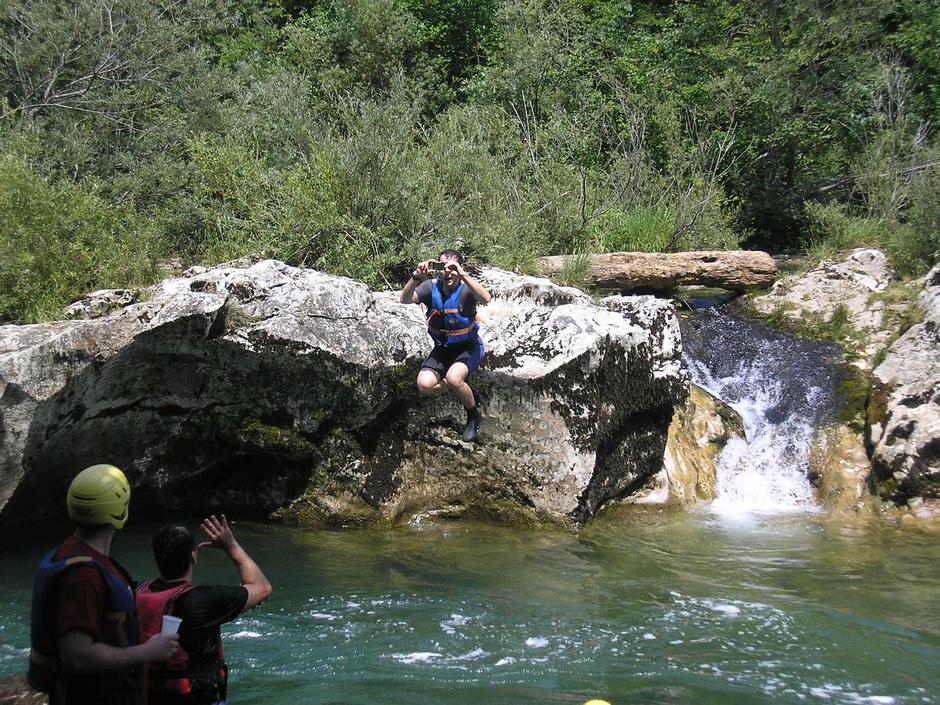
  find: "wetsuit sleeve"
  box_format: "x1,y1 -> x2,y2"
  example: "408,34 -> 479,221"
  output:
56,565 -> 106,640
414,280 -> 432,308
178,585 -> 249,630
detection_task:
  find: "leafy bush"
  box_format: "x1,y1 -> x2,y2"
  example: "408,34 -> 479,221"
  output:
0,151 -> 157,322
803,187 -> 939,278
803,203 -> 891,261
897,160 -> 940,275
1,0 -> 938,323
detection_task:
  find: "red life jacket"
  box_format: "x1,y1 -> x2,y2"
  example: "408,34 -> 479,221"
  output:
135,579 -> 226,699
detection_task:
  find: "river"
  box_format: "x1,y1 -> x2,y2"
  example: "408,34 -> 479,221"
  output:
1,511 -> 938,705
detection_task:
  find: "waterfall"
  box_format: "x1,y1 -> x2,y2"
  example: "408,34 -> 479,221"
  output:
680,308 -> 843,514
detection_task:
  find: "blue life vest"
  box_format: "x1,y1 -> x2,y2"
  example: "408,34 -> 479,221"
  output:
29,546 -> 139,695
426,281 -> 479,347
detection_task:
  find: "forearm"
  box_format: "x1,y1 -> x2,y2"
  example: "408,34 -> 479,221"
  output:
227,542 -> 272,608
461,274 -> 492,303
60,636 -> 148,673
400,276 -> 420,303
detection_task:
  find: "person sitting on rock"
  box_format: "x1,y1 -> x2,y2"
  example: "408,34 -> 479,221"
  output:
135,515 -> 272,705
400,249 -> 492,442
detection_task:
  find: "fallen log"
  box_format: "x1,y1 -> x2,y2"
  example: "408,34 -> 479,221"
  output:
537,250 -> 778,292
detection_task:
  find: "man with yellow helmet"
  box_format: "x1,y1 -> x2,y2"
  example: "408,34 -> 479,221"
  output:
29,464 -> 179,705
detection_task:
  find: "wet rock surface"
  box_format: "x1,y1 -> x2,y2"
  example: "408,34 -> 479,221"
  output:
0,261 -> 687,528
633,384 -> 744,506
0,675 -> 45,705
809,425 -> 872,512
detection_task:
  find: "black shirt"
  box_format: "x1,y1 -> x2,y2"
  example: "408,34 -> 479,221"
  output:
148,579 -> 248,663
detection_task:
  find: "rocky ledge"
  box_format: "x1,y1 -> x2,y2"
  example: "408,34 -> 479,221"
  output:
0,261 -> 687,528
749,247 -> 901,369
749,251 -> 940,511
868,264 -> 940,507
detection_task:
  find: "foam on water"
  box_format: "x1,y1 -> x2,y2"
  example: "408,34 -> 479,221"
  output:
394,651 -> 442,665
441,613 -> 471,635
240,587 -> 931,704
703,601 -> 741,617
0,644 -> 28,664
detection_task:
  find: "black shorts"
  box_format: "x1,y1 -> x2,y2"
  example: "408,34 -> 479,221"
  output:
420,337 -> 485,376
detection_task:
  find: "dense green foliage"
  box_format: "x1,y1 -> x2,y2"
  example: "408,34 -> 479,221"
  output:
1,0 -> 938,320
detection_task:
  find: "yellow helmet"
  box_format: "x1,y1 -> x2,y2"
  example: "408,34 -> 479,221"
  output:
67,464 -> 131,529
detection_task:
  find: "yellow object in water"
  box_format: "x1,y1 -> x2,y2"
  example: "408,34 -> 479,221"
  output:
583,701 -> 612,705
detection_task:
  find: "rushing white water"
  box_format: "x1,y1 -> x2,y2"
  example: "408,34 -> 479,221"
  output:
681,308 -> 842,516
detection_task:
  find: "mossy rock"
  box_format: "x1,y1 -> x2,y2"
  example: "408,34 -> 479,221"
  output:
712,392 -> 744,440
379,359 -> 424,403
239,419 -> 319,458
662,384 -> 744,504
874,476 -> 899,501
272,491 -> 380,527
397,495 -> 553,528
866,384 -> 891,430
836,365 -> 871,434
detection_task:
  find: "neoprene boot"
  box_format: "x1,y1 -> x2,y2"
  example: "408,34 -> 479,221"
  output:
463,405 -> 482,442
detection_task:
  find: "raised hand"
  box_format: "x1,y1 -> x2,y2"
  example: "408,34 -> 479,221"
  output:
198,514 -> 237,552
445,260 -> 464,280
414,260 -> 434,279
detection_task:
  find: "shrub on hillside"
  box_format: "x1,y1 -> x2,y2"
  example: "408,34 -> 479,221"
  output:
0,152 -> 157,322
803,188 -> 939,278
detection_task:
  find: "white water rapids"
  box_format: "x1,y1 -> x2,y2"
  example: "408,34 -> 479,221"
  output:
681,308 -> 843,516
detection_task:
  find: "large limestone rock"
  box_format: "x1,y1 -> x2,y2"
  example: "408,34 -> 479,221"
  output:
750,248 -> 899,368
809,425 -> 872,512
279,274 -> 688,526
868,264 -> 940,503
0,261 -> 687,528
632,384 -> 743,506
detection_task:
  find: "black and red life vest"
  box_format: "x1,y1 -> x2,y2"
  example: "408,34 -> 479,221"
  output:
29,546 -> 140,702
135,579 -> 227,701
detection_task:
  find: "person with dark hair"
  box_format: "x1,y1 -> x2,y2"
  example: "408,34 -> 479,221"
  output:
400,249 -> 493,442
135,515 -> 272,705
28,464 -> 179,705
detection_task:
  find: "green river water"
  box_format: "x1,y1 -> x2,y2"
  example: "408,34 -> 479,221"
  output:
1,509 -> 938,705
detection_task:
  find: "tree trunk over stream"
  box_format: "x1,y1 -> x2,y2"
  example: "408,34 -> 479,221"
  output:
537,251 -> 778,292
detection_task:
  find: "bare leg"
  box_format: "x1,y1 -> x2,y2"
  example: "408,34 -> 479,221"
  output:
444,362 -> 476,410
417,369 -> 448,397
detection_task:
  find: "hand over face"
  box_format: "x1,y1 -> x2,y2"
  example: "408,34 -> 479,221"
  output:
441,259 -> 463,285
